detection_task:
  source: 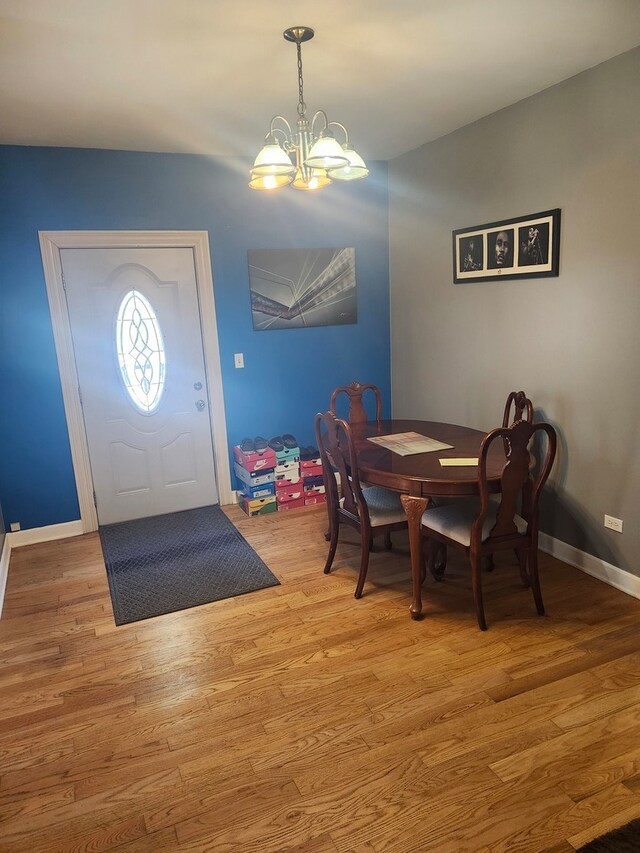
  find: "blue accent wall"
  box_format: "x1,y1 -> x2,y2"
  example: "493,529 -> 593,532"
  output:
0,146 -> 390,529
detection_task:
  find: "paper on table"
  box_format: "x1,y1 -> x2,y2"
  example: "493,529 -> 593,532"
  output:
439,458 -> 478,467
367,432 -> 453,456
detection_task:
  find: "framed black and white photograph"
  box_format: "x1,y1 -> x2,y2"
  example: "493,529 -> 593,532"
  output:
248,247 -> 357,330
458,235 -> 483,273
453,209 -> 560,283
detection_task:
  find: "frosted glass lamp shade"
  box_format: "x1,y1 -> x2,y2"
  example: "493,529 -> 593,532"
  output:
305,134 -> 349,170
251,143 -> 295,176
328,146 -> 369,181
291,168 -> 332,190
248,172 -> 293,190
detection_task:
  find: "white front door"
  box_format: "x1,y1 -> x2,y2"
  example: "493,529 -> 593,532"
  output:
61,247 -> 219,525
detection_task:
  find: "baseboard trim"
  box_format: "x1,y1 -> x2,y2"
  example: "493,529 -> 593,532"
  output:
1,520 -> 85,618
1,523 -> 636,617
539,532 -> 640,600
0,537 -> 10,618
8,520 -> 84,548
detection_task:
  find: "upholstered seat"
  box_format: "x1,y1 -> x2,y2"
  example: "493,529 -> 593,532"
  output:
422,498 -> 527,548
340,486 -> 407,527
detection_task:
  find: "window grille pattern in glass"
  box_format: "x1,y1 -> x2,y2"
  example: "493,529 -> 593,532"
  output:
116,290 -> 166,413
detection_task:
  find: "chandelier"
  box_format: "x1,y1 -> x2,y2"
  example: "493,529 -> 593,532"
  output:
249,26 -> 369,192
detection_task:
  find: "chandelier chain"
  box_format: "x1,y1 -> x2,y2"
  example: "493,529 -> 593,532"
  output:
296,39 -> 306,119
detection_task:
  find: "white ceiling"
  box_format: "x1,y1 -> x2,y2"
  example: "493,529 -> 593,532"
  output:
1,0 -> 640,161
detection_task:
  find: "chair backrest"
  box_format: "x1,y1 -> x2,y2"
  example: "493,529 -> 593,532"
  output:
315,410 -> 367,522
502,390 -> 534,427
329,381 -> 382,425
475,419 -> 557,546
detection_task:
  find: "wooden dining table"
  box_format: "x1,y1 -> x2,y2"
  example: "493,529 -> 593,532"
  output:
350,418 -> 506,620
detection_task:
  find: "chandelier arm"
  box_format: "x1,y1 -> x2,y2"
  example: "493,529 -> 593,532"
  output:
327,121 -> 350,146
310,110 -> 329,138
268,115 -> 294,143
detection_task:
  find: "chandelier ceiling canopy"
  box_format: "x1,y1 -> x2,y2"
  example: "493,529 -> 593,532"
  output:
249,26 -> 369,192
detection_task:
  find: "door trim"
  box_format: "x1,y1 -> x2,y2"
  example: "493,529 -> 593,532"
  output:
39,231 -> 233,532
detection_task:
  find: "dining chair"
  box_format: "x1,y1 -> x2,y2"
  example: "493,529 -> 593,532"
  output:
329,381 -> 383,425
421,419 -> 557,630
476,390 -> 535,570
326,381 -> 384,541
427,393 -> 532,585
503,390 -> 533,427
315,410 -> 408,599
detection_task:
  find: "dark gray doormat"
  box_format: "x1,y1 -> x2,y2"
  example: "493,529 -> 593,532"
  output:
99,505 -> 279,625
578,818 -> 640,851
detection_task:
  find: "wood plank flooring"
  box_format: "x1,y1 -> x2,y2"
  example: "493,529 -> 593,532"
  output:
1,505 -> 640,852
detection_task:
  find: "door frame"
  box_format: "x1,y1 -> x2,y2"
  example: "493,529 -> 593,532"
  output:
39,230 -> 233,532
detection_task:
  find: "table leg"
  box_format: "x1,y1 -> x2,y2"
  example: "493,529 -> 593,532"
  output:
400,494 -> 429,620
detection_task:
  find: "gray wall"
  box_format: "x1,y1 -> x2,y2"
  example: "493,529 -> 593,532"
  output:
389,47 -> 640,575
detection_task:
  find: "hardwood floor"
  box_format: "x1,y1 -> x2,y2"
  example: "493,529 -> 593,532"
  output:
1,504 -> 640,852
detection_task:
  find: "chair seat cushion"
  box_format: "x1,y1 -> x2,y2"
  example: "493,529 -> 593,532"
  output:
361,486 -> 407,527
421,498 -> 527,547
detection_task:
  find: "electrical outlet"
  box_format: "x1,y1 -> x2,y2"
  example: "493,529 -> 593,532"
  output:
234,353 -> 244,369
604,514 -> 623,533
9,522 -> 21,532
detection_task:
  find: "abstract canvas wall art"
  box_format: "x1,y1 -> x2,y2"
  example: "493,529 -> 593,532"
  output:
248,248 -> 357,330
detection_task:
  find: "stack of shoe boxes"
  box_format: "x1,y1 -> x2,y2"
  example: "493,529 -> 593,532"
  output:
300,448 -> 326,505
234,444 -> 277,516
234,437 -> 326,515
274,443 -> 304,512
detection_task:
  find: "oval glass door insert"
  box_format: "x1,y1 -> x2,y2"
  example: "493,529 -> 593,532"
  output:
116,290 -> 166,413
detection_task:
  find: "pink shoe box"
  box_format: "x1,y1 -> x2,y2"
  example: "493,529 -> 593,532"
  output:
276,476 -> 302,492
233,444 -> 277,473
274,460 -> 300,482
300,454 -> 321,469
239,495 -> 277,517
277,496 -> 305,511
300,463 -> 323,478
304,493 -> 327,506
276,485 -> 304,505
303,483 -> 325,495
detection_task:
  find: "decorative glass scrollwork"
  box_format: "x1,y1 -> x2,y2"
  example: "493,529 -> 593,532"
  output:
116,290 -> 166,413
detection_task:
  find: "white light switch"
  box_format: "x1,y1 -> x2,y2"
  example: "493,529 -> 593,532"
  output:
234,353 -> 244,369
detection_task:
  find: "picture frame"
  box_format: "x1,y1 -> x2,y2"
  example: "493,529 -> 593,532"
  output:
453,208 -> 560,284
248,247 -> 357,330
